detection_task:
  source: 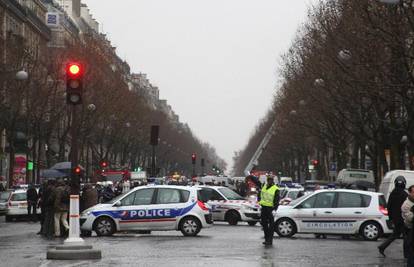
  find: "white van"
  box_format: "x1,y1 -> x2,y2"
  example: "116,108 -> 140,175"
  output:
379,170 -> 414,201
337,169 -> 375,185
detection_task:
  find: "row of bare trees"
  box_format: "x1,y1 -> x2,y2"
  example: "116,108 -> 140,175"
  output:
233,0 -> 414,187
1,30 -> 225,185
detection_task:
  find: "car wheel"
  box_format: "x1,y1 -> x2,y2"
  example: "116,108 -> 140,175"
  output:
275,218 -> 296,238
180,216 -> 201,237
360,221 -> 382,241
93,217 -> 115,236
226,210 -> 240,226
248,221 -> 257,226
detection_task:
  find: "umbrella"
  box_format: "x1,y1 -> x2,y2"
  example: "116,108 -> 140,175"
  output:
40,169 -> 68,179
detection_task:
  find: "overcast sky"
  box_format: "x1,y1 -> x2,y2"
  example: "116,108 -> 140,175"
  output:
83,0 -> 319,169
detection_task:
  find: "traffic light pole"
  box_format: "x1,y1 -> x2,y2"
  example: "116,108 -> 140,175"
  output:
151,145 -> 156,177
65,105 -> 83,244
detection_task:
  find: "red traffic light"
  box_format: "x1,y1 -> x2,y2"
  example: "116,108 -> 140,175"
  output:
74,166 -> 81,174
312,160 -> 319,165
67,63 -> 82,76
100,161 -> 108,168
191,153 -> 196,164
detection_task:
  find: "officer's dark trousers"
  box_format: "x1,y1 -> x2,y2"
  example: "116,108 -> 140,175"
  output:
379,222 -> 409,258
27,202 -> 37,221
261,206 -> 274,244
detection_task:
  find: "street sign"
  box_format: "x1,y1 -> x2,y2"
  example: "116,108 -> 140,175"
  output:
329,162 -> 336,172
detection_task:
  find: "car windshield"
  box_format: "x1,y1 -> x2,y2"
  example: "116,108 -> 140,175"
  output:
106,191 -> 129,204
0,191 -> 11,202
218,187 -> 244,200
288,194 -> 310,206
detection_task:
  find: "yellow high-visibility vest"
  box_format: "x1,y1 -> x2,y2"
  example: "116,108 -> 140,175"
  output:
259,184 -> 278,207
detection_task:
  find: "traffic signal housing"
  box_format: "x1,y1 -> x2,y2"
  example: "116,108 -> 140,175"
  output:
66,62 -> 83,105
191,153 -> 196,164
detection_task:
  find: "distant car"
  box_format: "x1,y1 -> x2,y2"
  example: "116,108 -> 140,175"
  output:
274,189 -> 392,241
198,186 -> 261,226
6,189 -> 41,222
279,188 -> 305,205
80,185 -> 212,237
0,191 -> 12,215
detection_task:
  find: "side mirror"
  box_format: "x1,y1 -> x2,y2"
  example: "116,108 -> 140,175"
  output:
114,201 -> 121,207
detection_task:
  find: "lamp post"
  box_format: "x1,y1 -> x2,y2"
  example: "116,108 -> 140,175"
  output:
4,70 -> 28,189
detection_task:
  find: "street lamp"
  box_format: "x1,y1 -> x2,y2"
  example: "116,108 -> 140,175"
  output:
338,50 -> 352,61
299,99 -> 306,106
290,110 -> 297,116
15,70 -> 28,81
87,104 -> 96,111
314,78 -> 325,87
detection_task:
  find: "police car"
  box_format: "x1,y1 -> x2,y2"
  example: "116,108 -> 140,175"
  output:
198,186 -> 260,226
80,185 -> 213,237
274,189 -> 392,241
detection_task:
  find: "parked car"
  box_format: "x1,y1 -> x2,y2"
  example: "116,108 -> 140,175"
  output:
0,191 -> 12,215
274,189 -> 392,241
197,186 -> 261,226
279,187 -> 306,205
5,189 -> 40,222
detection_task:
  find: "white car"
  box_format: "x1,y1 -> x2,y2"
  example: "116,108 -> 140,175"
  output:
198,186 -> 261,226
274,189 -> 392,241
80,185 -> 212,237
6,189 -> 41,222
279,187 -> 306,205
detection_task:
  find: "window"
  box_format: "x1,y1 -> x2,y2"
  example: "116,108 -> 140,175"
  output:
180,190 -> 190,202
120,192 -> 136,206
209,189 -> 225,201
11,193 -> 26,201
133,189 -> 155,205
337,192 -> 363,208
314,192 -> 336,208
156,188 -> 181,204
198,188 -> 225,201
297,195 -> 316,209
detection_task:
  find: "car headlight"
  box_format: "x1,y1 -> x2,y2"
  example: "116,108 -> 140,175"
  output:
81,211 -> 91,217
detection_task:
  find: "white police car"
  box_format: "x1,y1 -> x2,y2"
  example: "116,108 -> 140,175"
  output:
80,185 -> 212,237
274,189 -> 392,241
198,186 -> 261,226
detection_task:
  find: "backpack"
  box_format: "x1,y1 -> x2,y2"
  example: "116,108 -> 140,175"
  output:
61,187 -> 70,205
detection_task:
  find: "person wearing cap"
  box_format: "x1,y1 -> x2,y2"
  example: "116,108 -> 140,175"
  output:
258,175 -> 280,246
379,176 -> 408,257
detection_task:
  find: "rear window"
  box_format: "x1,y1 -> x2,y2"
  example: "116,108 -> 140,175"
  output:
337,192 -> 371,208
197,189 -> 210,202
11,192 -> 26,201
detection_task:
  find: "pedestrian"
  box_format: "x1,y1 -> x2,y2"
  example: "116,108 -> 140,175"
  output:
0,182 -> 5,192
258,175 -> 280,246
80,184 -> 98,212
378,176 -> 408,257
26,184 -> 38,222
42,180 -> 56,239
53,180 -> 70,238
402,185 -> 414,267
102,185 -> 115,202
37,181 -> 48,234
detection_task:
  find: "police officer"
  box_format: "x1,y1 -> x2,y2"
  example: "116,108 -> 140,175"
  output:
378,176 -> 408,257
259,175 -> 280,246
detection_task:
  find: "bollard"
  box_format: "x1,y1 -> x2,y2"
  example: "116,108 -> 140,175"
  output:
64,195 -> 84,245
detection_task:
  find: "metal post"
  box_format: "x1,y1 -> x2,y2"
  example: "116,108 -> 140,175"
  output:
65,105 -> 83,244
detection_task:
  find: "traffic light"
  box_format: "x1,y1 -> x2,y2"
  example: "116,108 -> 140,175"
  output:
312,160 -> 319,166
73,166 -> 82,175
66,62 -> 83,105
100,160 -> 108,168
191,153 -> 196,164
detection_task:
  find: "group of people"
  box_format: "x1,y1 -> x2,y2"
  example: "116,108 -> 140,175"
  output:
30,180 -> 98,239
378,176 -> 414,266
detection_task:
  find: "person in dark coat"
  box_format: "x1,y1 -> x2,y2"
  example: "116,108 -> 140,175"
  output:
0,183 -> 5,191
378,176 -> 409,257
42,180 -> 56,239
102,186 -> 115,202
26,184 -> 38,222
37,181 -> 48,234
80,184 -> 98,212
